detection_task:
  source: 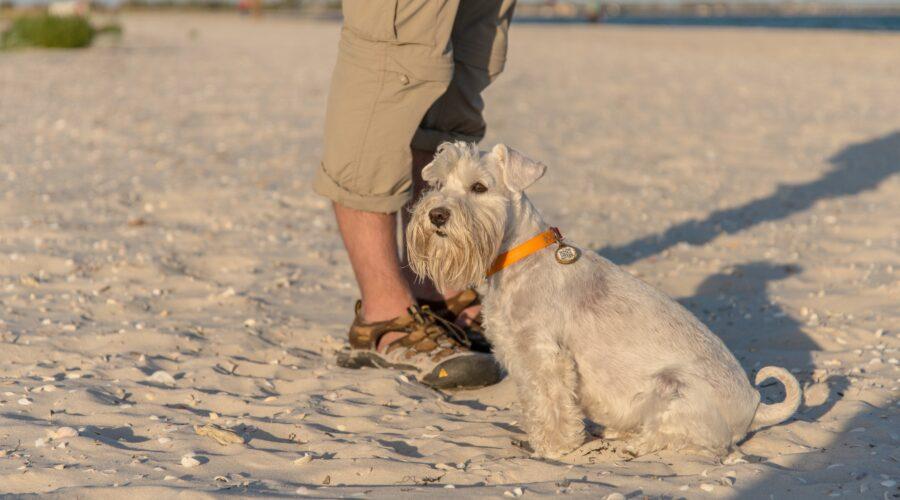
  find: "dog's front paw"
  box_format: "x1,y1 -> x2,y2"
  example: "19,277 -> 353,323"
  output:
531,446 -> 567,460
529,432 -> 585,460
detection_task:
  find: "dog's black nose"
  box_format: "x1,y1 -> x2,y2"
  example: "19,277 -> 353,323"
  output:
428,207 -> 450,227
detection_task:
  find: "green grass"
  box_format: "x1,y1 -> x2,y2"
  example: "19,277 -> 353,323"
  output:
1,14 -> 122,49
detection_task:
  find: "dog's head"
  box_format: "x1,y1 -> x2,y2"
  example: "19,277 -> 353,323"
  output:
406,141 -> 547,292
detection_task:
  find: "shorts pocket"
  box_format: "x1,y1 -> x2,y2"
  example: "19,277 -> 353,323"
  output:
342,0 -> 398,42
394,0 -> 441,46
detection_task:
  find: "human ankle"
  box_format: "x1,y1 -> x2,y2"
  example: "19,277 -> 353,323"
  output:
360,298 -> 413,323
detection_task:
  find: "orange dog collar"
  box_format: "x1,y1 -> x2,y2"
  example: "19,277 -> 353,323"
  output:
487,227 -> 576,277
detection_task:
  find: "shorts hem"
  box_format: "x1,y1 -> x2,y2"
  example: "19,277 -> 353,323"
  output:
313,163 -> 410,214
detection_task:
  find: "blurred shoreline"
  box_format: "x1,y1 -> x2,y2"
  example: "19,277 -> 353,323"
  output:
518,14 -> 900,31
5,1 -> 900,33
5,12 -> 900,34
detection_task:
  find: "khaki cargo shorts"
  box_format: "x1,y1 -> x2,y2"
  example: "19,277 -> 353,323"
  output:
313,0 -> 517,213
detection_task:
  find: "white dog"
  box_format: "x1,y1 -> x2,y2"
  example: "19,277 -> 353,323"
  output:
407,142 -> 801,458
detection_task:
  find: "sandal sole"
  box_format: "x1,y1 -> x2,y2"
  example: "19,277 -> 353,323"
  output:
336,350 -> 503,390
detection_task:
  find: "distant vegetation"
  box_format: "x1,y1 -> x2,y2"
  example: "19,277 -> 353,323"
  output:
1,14 -> 121,49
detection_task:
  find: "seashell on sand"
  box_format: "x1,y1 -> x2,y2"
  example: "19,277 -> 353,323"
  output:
194,423 -> 244,446
147,370 -> 177,386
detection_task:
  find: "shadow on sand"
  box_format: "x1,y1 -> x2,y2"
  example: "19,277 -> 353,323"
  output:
597,131 -> 900,266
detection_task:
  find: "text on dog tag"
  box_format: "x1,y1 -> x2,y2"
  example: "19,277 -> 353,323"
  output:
555,244 -> 579,265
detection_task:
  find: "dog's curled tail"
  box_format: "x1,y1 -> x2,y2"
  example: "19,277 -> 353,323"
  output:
749,366 -> 801,431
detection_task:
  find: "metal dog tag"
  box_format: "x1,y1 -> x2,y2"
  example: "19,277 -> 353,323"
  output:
555,244 -> 579,265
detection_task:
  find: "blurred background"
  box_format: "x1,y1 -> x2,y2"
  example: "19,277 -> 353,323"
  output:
2,0 -> 900,35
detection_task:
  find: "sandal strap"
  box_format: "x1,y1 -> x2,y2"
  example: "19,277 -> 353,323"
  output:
417,289 -> 481,320
348,301 -> 416,349
418,305 -> 472,348
348,302 -> 470,351
444,289 -> 481,316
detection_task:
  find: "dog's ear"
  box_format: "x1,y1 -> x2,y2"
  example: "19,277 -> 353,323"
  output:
491,144 -> 547,193
422,142 -> 463,185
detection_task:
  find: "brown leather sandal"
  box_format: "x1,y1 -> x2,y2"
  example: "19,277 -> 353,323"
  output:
335,301 -> 501,389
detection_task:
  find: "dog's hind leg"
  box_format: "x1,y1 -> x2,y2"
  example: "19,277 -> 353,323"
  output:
510,342 -> 585,458
629,368 -> 733,456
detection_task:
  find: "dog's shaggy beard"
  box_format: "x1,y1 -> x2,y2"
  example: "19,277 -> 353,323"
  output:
407,199 -> 505,293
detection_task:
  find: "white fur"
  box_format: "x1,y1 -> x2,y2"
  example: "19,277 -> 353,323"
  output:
407,142 -> 802,458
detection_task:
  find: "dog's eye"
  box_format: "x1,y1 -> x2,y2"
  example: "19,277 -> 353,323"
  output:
470,182 -> 488,193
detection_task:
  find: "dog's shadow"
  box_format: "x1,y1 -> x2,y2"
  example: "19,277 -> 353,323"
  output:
677,261 -> 847,420
680,262 -> 811,354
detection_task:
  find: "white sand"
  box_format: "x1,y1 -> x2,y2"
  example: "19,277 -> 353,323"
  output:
0,13 -> 898,498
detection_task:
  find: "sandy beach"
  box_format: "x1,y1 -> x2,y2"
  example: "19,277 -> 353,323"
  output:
0,12 -> 898,498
